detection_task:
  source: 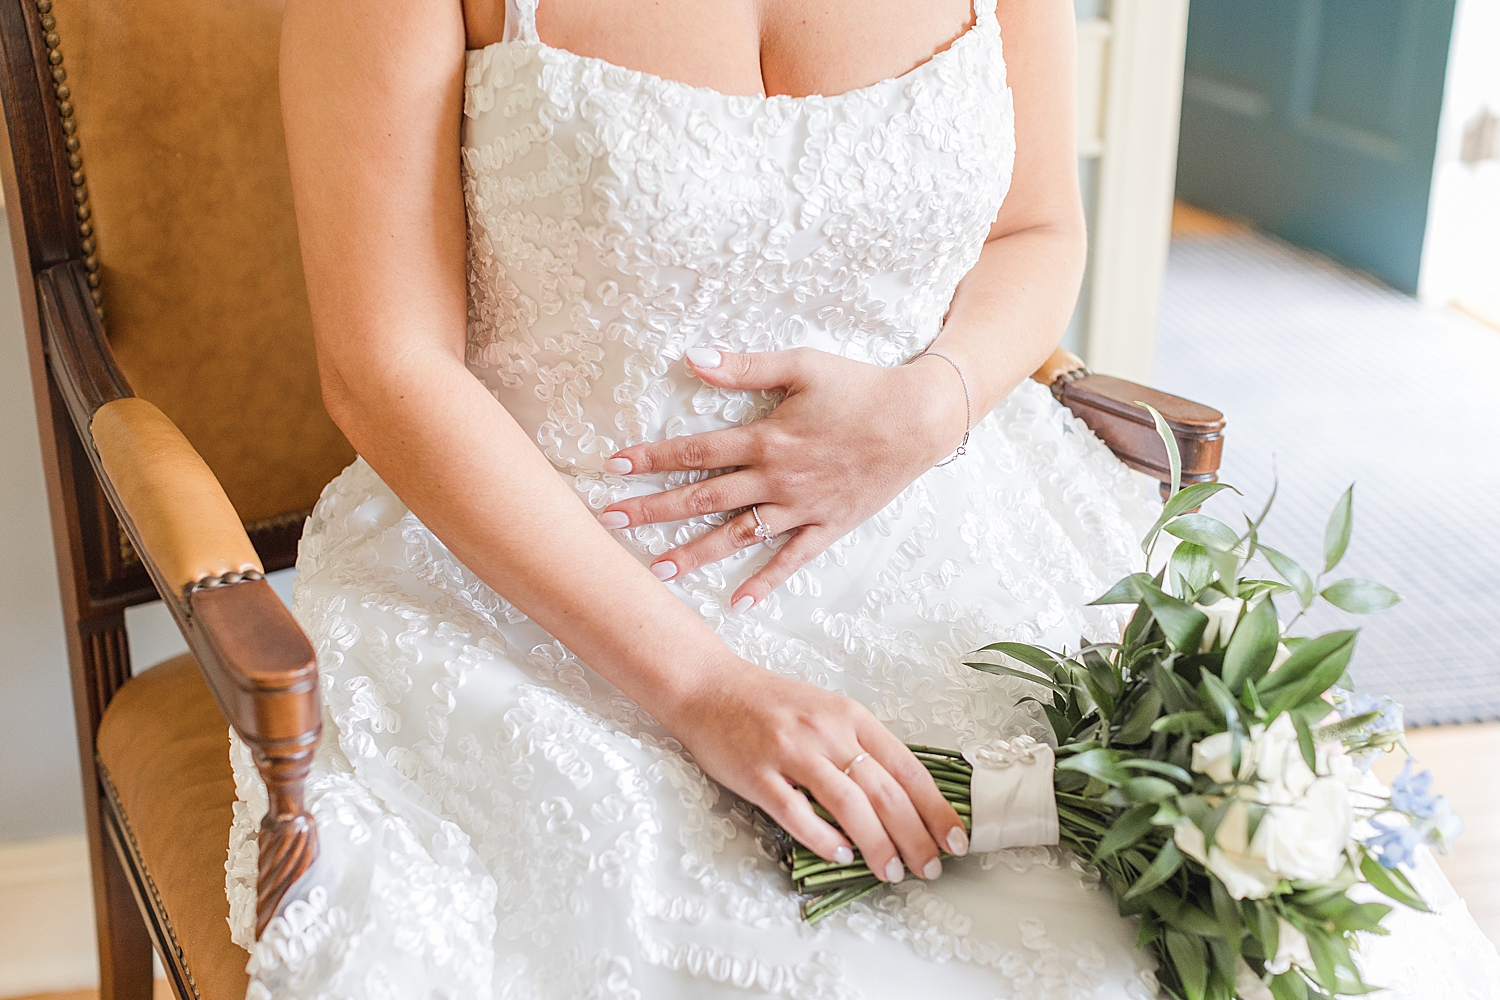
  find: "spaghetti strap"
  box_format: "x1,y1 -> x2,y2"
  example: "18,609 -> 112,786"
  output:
503,0 -> 539,43
972,0 -> 998,25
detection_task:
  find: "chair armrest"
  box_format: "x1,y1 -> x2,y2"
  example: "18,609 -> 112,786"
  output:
1028,347 -> 1225,494
38,262 -> 321,940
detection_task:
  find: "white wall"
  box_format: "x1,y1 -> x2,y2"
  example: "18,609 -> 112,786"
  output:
0,230 -> 83,843
1420,0 -> 1500,312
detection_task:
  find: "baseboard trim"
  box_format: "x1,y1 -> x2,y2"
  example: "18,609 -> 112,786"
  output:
0,834 -> 99,997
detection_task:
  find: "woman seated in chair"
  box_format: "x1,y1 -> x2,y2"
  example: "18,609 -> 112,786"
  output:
232,0 -> 1489,995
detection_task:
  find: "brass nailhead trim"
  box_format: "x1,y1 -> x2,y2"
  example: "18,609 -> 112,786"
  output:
1049,363 -> 1091,400
35,0 -> 103,319
182,568 -> 266,601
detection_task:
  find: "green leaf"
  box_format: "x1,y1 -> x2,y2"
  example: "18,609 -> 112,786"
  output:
975,642 -> 1069,678
1257,630 -> 1358,696
1263,632 -> 1359,718
1261,545 -> 1315,608
965,661 -> 1068,696
1122,840 -> 1184,899
1359,854 -> 1431,912
1324,485 -> 1354,573
1320,578 -> 1402,614
1199,672 -> 1242,736
1221,597 -> 1281,694
1121,759 -> 1194,785
1122,776 -> 1181,803
1304,924 -> 1341,991
1090,572 -> 1155,606
1170,541 -> 1216,599
1254,901 -> 1280,959
1293,712 -> 1317,773
1166,930 -> 1209,1000
1152,710 -> 1217,735
1116,688 -> 1164,744
1042,703 -> 1074,744
1331,901 -> 1393,934
1140,402 -> 1183,501
1095,804 -> 1158,860
1237,579 -> 1294,601
1165,514 -> 1242,552
1269,971 -> 1308,1000
1209,874 -> 1243,957
1141,482 -> 1240,555
1058,748 -> 1130,786
1139,587 -> 1211,653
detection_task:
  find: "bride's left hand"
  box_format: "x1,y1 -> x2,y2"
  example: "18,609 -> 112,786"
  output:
599,347 -> 968,611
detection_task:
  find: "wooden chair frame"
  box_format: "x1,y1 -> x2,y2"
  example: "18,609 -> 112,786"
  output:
0,0 -> 1223,996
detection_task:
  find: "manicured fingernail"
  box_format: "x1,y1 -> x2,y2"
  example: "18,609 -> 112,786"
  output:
599,511 -> 629,529
884,858 -> 905,884
732,595 -> 754,614
834,845 -> 854,865
922,858 -> 943,880
604,457 -> 633,475
650,560 -> 677,581
685,347 -> 722,369
946,826 -> 969,857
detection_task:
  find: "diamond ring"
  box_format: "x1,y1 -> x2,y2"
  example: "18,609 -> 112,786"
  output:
751,505 -> 775,540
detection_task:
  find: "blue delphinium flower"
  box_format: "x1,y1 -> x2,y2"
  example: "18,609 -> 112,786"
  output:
1365,818 -> 1422,869
1365,761 -> 1464,868
1389,760 -> 1437,817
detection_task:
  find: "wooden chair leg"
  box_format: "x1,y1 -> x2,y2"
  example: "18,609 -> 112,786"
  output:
91,805 -> 155,1000
66,614 -> 154,1000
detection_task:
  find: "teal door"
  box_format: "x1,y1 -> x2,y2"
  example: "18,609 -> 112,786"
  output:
1175,0 -> 1457,293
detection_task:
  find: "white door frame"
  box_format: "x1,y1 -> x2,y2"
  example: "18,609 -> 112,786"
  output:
1077,0 -> 1192,383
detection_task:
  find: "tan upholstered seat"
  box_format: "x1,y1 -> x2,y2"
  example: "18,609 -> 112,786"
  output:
97,655 -> 251,1000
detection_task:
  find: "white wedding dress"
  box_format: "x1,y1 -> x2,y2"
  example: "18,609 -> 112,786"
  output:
225,0 -> 1500,996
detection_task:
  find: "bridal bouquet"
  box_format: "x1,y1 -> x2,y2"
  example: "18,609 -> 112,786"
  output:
778,409 -> 1460,1000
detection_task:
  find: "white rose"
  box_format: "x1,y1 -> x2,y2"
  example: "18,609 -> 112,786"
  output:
1248,714 -> 1317,803
1174,798 -> 1279,899
1181,716 -> 1355,899
1255,777 -> 1353,882
1189,728 -> 1243,784
1265,919 -> 1313,975
1196,597 -> 1244,652
1190,715 -> 1315,799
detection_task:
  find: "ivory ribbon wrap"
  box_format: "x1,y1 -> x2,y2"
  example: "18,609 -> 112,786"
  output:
962,736 -> 1059,853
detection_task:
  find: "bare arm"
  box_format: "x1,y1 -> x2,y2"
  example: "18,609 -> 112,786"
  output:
281,0 -> 716,735
925,0 -> 1085,411
280,0 -> 960,882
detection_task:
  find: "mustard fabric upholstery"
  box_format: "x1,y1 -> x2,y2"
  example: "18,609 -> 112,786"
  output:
53,0 -> 353,526
97,654 -> 251,1000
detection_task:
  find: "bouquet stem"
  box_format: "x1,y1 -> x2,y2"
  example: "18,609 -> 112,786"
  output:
785,745 -> 974,923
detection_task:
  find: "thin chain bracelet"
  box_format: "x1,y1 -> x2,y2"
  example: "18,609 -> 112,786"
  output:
916,350 -> 971,466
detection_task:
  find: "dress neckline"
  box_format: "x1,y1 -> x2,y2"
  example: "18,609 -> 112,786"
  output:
464,15 -> 987,107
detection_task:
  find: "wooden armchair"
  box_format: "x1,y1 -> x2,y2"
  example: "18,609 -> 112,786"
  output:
0,0 -> 1224,997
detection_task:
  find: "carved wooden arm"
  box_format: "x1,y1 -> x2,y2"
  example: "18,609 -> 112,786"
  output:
39,259 -> 319,939
1029,347 -> 1225,496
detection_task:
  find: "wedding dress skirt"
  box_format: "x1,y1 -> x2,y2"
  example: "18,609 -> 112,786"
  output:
226,0 -> 1500,994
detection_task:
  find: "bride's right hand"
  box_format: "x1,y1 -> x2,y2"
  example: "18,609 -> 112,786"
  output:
664,656 -> 969,882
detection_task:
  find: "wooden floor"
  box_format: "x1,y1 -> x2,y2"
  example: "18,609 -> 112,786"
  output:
11,726 -> 1498,1000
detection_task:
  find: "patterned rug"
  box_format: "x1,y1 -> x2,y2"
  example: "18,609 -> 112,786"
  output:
1153,228 -> 1500,726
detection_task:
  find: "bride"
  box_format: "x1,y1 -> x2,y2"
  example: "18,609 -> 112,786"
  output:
229,0 -> 1500,995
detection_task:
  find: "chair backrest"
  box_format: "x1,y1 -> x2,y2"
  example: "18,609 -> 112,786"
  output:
4,0 -> 351,606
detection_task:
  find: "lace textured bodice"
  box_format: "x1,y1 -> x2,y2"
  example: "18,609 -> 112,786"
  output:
224,1 -> 1500,996
460,0 -> 1013,548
